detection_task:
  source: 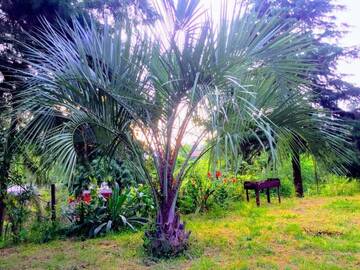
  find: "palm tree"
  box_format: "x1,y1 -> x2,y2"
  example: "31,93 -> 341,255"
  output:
213,75 -> 351,196
216,73 -> 352,188
15,0 -> 329,256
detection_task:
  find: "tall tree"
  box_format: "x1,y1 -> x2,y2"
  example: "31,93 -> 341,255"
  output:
0,0 -> 80,236
0,0 -> 157,236
254,0 -> 360,196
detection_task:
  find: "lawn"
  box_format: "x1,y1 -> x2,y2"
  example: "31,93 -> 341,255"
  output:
1,195 -> 359,270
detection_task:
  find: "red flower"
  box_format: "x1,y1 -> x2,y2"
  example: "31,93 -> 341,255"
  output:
223,178 -> 227,184
215,170 -> 222,178
207,172 -> 212,178
232,177 -> 237,183
82,193 -> 91,204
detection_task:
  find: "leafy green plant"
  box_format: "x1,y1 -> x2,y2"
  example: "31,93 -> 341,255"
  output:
127,184 -> 155,218
307,175 -> 360,196
179,172 -> 230,214
29,219 -> 62,243
4,188 -> 34,243
70,156 -> 136,197
104,184 -> 147,232
64,184 -> 149,238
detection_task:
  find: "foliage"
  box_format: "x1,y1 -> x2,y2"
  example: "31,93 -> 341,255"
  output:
346,120 -> 360,177
258,0 -> 360,112
179,171 -> 231,214
307,175 -> 360,197
28,219 -> 62,244
127,184 -> 156,218
70,156 -> 135,197
64,185 -> 149,238
3,188 -> 34,243
106,184 -> 148,231
256,0 -> 360,176
0,0 -> 157,237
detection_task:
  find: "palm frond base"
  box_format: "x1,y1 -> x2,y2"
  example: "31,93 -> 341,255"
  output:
144,213 -> 190,258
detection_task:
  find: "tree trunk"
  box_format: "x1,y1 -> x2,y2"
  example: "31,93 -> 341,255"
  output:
0,54 -> 26,236
0,187 -> 6,237
0,119 -> 17,236
144,191 -> 190,258
292,151 -> 304,197
0,162 -> 11,236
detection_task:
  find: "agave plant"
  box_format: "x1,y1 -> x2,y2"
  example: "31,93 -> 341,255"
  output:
14,0 -> 327,256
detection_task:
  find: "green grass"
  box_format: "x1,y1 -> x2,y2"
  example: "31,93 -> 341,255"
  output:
1,195 -> 360,270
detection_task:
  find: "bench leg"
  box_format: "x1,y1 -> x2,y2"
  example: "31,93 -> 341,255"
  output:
266,188 -> 270,203
255,189 -> 260,206
246,189 -> 249,202
277,187 -> 281,203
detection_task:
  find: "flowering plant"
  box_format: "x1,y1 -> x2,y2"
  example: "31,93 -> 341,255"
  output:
63,184 -> 153,238
179,171 -> 231,213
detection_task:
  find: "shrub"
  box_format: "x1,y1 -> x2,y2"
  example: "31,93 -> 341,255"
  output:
63,184 -> 151,238
28,219 -> 62,243
127,184 -> 155,218
179,171 -> 234,214
69,156 -> 136,197
4,187 -> 35,243
307,175 -> 360,196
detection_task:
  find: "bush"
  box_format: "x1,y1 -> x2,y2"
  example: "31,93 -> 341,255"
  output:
307,175 -> 360,196
127,184 -> 155,218
28,219 -> 62,243
178,171 -> 240,214
4,187 -> 34,243
63,184 -> 152,238
69,156 -> 137,197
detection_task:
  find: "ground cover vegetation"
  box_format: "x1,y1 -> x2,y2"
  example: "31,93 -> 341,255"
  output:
1,194 -> 359,269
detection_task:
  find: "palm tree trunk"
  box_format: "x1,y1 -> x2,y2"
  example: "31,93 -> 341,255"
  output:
292,151 -> 304,197
144,175 -> 190,258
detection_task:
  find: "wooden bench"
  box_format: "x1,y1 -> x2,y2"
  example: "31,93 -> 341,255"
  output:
244,178 -> 281,206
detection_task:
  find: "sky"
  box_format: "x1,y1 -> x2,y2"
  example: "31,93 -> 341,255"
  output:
336,0 -> 360,86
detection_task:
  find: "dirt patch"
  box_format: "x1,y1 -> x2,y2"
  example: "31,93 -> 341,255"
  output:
292,197 -> 327,214
0,247 -> 19,257
96,240 -> 118,249
303,227 -> 343,237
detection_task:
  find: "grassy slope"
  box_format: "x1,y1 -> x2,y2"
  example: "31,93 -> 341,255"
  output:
0,195 -> 359,270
